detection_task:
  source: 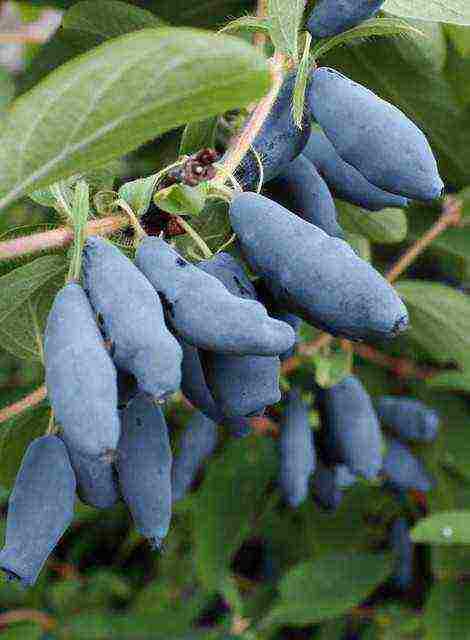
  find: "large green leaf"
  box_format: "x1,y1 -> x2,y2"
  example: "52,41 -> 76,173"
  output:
424,582 -> 470,638
0,28 -> 270,211
383,0 -> 470,25
411,511 -> 470,545
191,436 -> 277,591
395,280 -> 470,369
263,552 -> 392,627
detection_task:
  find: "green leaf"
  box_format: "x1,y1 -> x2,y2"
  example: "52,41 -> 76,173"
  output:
313,349 -> 352,389
179,118 -> 218,156
220,15 -> 273,36
174,199 -> 232,259
427,369 -> 470,393
0,404 -> 50,489
292,32 -> 312,128
424,582 -> 470,638
311,17 -> 423,61
411,511 -> 470,545
62,0 -> 164,47
395,280 -> 470,369
337,202 -> 408,244
446,24 -> 470,57
268,0 -> 306,61
191,436 -> 278,591
0,255 -> 67,361
0,28 -> 270,211
263,552 -> 392,627
345,232 -> 372,261
154,184 -> 206,216
119,175 -> 159,218
383,0 -> 470,25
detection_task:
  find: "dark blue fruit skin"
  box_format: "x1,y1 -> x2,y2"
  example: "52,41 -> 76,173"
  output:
307,0 -> 385,39
265,154 -> 345,239
61,435 -> 119,509
236,72 -> 312,190
172,411 -> 218,502
230,193 -> 409,341
317,375 -> 383,480
279,389 -> 316,507
117,394 -> 172,548
307,68 -> 444,201
197,252 -> 281,417
0,436 -> 76,587
83,236 -> 182,400
44,283 -> 121,457
312,461 -> 343,511
135,238 -> 295,356
376,397 -> 439,443
382,438 -> 433,493
390,517 -> 413,591
304,131 -> 409,211
178,338 -> 251,437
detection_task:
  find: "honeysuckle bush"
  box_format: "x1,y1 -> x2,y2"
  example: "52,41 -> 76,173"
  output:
0,0 -> 470,638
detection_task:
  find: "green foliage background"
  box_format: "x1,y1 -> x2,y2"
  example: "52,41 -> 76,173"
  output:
0,0 -> 470,638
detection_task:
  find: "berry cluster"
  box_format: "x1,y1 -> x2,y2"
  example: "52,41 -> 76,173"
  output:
0,1 -> 446,588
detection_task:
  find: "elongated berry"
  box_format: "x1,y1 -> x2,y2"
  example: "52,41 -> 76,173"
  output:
44,283 -> 120,457
312,461 -> 343,511
172,411 -> 218,502
279,389 -> 316,507
236,72 -> 311,190
230,193 -> 408,341
83,236 -> 182,400
383,438 -> 433,492
117,394 -> 172,548
304,131 -> 409,211
376,396 -> 439,443
265,154 -> 344,239
0,436 -> 76,587
135,238 -> 295,356
317,375 -> 383,480
307,68 -> 444,201
390,517 -> 413,590
307,0 -> 385,39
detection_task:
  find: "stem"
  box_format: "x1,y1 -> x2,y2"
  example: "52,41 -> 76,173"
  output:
175,216 -> 213,259
253,0 -> 267,50
114,199 -> 147,243
385,196 -> 462,283
0,609 -> 56,632
0,215 -> 128,262
0,385 -> 47,424
221,51 -> 287,178
353,343 -> 437,380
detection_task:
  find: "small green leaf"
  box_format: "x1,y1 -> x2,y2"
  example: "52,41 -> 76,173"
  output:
292,32 -> 312,128
0,28 -> 270,211
337,202 -> 408,244
263,552 -> 392,627
62,0 -> 164,46
395,280 -> 470,369
220,15 -> 273,35
411,511 -> 470,545
427,370 -> 470,392
0,404 -> 50,489
179,118 -> 218,156
383,0 -> 470,26
313,349 -> 352,389
174,199 -> 232,260
345,232 -> 372,261
154,184 -> 206,216
119,175 -> 159,218
268,0 -> 306,61
311,17 -> 423,61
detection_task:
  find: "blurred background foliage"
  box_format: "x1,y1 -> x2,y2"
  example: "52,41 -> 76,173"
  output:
0,1 -> 469,638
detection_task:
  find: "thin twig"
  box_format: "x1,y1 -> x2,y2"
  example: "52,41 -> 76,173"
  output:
0,385 -> 47,424
253,0 -> 267,49
353,343 -> 437,380
0,215 -> 128,262
0,609 -> 56,631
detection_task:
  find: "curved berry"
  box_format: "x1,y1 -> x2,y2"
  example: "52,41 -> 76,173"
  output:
135,238 -> 295,356
44,283 -> 121,457
307,0 -> 385,39
117,394 -> 172,548
376,397 -> 439,443
229,193 -> 409,341
279,389 -> 316,507
83,236 -> 182,400
265,154 -> 345,239
317,375 -> 383,480
304,131 -> 409,211
172,411 -> 218,502
383,438 -> 433,492
0,436 -> 76,587
236,72 -> 312,190
307,68 -> 444,201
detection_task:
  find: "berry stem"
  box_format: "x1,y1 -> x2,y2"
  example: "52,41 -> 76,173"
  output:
0,385 -> 47,424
